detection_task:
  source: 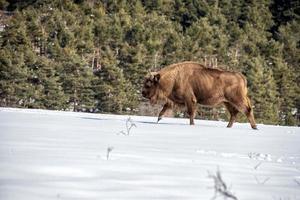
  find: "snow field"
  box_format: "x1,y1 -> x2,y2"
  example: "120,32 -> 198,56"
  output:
0,108 -> 299,200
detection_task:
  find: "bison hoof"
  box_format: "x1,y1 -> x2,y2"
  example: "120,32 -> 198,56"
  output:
157,117 -> 162,123
252,126 -> 258,130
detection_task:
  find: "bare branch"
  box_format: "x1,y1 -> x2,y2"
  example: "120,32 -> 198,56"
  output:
125,117 -> 137,135
294,179 -> 300,186
117,117 -> 137,136
254,162 -> 263,170
254,175 -> 270,185
208,169 -> 238,200
106,146 -> 114,160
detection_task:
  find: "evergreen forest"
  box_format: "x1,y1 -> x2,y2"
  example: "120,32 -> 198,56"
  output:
0,0 -> 299,125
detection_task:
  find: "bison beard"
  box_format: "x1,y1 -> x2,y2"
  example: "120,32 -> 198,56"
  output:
142,61 -> 257,129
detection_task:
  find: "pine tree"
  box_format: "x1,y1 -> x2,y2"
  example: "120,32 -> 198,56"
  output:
0,12 -> 34,107
272,57 -> 298,125
60,52 -> 95,112
0,0 -> 299,125
0,49 -> 29,107
246,57 -> 279,124
261,67 -> 280,124
270,0 -> 300,34
0,0 -> 9,9
93,46 -> 137,113
27,57 -> 67,110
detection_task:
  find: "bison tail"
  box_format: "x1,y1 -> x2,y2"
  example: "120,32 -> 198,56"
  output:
239,73 -> 251,112
242,76 -> 253,113
245,96 -> 253,113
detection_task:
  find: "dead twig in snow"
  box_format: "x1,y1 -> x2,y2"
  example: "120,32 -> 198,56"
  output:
254,175 -> 270,185
106,146 -> 114,160
294,179 -> 300,186
208,169 -> 238,200
119,117 -> 136,136
254,162 -> 263,170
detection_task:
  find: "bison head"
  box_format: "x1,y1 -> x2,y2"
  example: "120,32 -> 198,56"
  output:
142,72 -> 161,104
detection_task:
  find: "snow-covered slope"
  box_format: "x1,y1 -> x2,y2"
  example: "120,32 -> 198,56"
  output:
0,108 -> 299,200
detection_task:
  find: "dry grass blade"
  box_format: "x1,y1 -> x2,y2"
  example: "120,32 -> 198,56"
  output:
294,179 -> 300,186
208,169 -> 238,200
106,146 -> 114,160
254,175 -> 270,185
126,117 -> 137,135
254,162 -> 263,170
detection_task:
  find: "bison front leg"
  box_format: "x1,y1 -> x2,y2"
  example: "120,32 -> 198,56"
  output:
157,102 -> 172,123
186,97 -> 197,125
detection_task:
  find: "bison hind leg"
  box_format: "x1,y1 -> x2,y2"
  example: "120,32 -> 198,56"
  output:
243,97 -> 257,129
245,107 -> 257,130
230,97 -> 257,130
224,102 -> 239,128
247,112 -> 257,130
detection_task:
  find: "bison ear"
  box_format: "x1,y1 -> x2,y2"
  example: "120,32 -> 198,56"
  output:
153,73 -> 160,84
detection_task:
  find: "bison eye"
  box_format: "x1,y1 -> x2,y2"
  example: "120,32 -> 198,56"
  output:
145,85 -> 150,89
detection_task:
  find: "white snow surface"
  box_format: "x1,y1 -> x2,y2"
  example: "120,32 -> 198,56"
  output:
0,107 -> 299,200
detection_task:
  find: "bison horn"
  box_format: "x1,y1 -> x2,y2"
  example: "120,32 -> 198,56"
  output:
153,73 -> 160,83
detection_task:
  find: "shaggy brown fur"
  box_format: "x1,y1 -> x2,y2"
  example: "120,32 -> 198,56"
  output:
142,61 -> 257,129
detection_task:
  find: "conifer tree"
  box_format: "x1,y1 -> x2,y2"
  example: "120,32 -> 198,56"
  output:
60,52 -> 95,112
27,57 -> 66,110
0,12 -> 34,107
0,0 -> 299,125
246,57 -> 279,124
93,46 -> 137,113
272,57 -> 298,125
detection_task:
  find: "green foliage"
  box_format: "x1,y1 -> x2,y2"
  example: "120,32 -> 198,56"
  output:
272,57 -> 298,125
0,0 -> 299,125
246,57 -> 279,124
92,46 -> 137,113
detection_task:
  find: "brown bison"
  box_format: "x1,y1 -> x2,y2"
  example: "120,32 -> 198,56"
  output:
142,61 -> 257,129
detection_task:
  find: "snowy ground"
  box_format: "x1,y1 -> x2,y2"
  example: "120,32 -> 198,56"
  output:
0,107 -> 299,200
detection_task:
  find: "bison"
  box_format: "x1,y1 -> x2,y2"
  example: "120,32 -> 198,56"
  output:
142,61 -> 257,129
